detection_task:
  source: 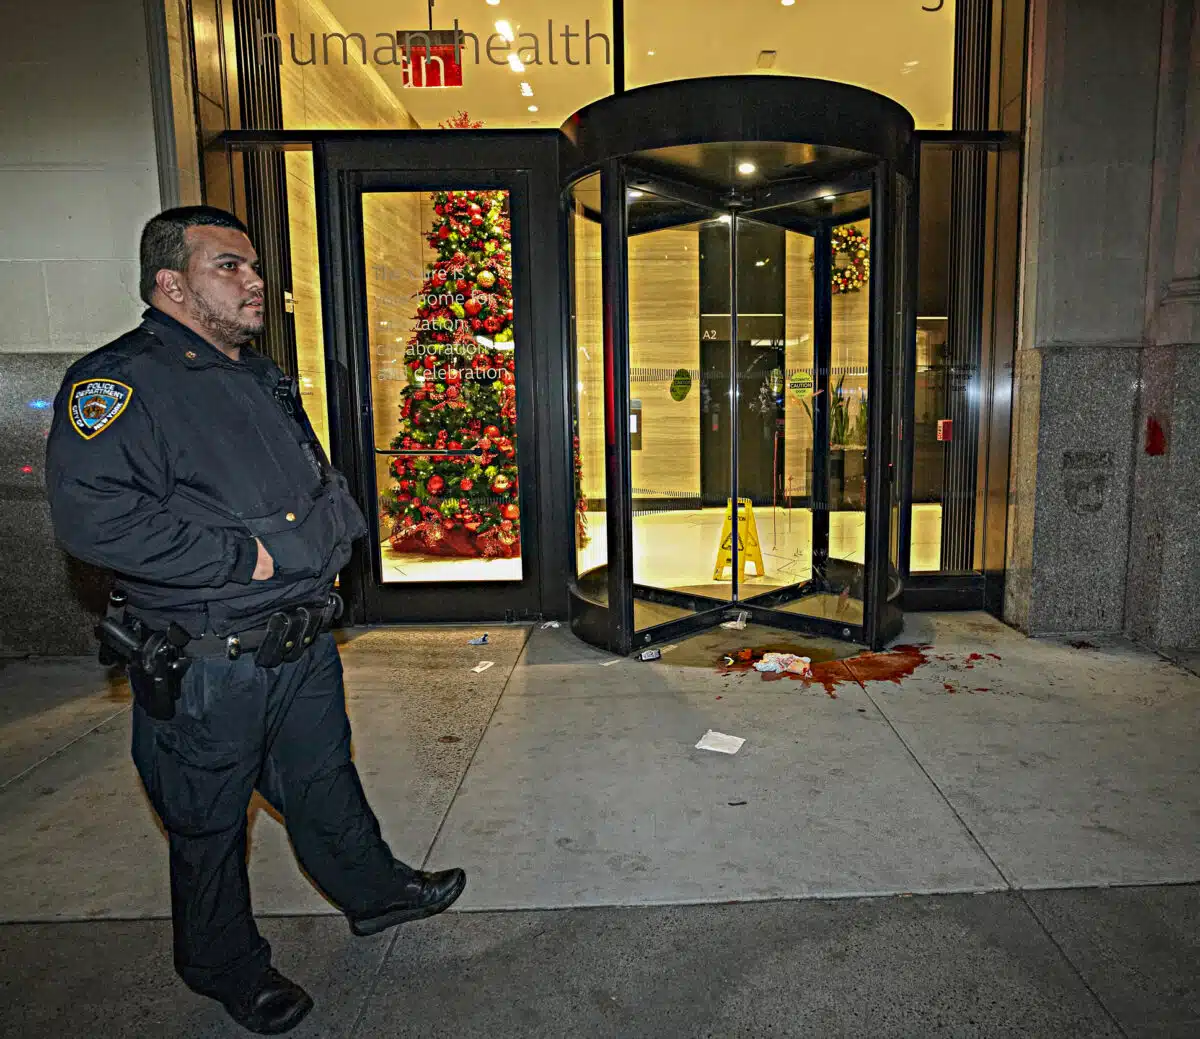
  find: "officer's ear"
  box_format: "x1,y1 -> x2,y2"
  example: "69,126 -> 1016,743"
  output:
155,268 -> 187,304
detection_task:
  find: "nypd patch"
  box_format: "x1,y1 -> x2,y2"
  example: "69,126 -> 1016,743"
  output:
69,379 -> 133,440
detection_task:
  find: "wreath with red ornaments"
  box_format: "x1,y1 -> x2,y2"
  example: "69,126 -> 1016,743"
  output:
829,225 -> 870,294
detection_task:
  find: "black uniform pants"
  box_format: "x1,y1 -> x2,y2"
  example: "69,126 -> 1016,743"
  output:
130,633 -> 412,1003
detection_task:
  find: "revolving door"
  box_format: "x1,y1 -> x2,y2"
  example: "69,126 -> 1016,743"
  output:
565,78 -> 916,654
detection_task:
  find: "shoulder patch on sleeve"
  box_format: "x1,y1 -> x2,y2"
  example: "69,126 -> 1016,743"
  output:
69,379 -> 134,440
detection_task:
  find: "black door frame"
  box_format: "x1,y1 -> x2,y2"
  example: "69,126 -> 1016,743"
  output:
314,132 -> 569,626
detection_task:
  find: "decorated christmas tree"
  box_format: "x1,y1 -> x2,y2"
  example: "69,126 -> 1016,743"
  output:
381,166 -> 520,559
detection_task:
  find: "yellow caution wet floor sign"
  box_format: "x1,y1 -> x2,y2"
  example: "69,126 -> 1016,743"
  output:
713,498 -> 766,580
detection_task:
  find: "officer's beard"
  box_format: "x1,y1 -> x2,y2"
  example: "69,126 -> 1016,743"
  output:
188,287 -> 265,349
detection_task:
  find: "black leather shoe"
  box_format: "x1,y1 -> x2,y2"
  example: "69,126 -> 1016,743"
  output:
347,868 -> 467,937
221,967 -> 314,1035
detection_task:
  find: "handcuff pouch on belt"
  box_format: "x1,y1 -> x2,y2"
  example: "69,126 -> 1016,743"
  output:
230,594 -> 342,669
95,590 -> 190,722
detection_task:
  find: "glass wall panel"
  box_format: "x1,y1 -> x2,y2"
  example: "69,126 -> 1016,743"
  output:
362,188 -> 522,584
570,174 -> 606,593
271,0 -> 613,131
625,0 -> 955,130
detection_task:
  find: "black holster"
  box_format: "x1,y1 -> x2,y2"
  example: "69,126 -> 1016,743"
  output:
96,591 -> 191,721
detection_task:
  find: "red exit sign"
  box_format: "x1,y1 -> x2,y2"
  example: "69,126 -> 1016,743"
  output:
937,419 -> 953,442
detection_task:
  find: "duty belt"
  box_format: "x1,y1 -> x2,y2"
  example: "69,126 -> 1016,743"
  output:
184,594 -> 344,667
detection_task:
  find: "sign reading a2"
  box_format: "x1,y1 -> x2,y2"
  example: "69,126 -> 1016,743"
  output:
701,329 -> 718,340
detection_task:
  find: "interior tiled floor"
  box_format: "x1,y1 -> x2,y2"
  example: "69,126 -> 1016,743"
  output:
379,504 -> 943,587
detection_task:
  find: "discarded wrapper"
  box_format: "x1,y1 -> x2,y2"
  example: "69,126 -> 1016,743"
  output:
695,730 -> 745,754
468,634 -> 489,646
471,661 -> 494,674
753,652 -> 812,677
540,621 -> 561,629
721,611 -> 749,630
638,648 -> 662,661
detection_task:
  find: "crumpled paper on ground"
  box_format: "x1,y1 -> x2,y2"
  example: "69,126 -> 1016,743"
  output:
752,652 -> 813,677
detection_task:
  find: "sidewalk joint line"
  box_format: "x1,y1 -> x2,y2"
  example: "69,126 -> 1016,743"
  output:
846,658 -> 1016,891
419,624 -> 534,872
0,705 -> 130,794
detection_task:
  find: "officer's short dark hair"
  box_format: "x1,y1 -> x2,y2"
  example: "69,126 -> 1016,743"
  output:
139,206 -> 251,304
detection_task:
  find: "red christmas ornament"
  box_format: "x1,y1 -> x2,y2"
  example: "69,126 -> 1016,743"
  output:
470,319 -> 482,330
484,316 -> 502,333
464,299 -> 482,317
446,386 -> 460,400
500,370 -> 515,385
424,356 -> 437,369
438,225 -> 450,239
460,478 -> 474,491
501,503 -> 520,520
500,520 -> 513,532
446,368 -> 462,383
427,475 -> 445,495
470,215 -> 484,227
455,279 -> 470,293
469,202 -> 482,215
491,474 -> 510,493
484,425 -> 500,438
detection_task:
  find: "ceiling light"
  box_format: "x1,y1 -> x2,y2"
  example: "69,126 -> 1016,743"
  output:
737,161 -> 757,175
507,53 -> 525,72
486,0 -> 500,5
822,194 -> 836,201
717,214 -> 731,223
528,105 -> 538,112
904,60 -> 920,66
782,0 -> 796,6
628,189 -> 644,198
647,50 -> 655,56
495,20 -> 514,42
520,82 -> 533,96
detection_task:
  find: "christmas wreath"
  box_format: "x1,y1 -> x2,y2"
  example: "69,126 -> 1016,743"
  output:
830,225 -> 870,294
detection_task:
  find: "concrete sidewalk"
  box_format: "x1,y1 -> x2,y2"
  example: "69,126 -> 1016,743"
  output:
1,612 -> 1198,1037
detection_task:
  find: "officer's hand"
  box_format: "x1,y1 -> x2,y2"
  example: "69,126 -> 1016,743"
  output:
252,538 -> 275,581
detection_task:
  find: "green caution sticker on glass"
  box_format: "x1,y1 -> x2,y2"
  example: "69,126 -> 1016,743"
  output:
670,368 -> 692,402
788,371 -> 814,401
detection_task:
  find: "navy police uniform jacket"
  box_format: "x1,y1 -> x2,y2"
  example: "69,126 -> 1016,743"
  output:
45,308 -> 367,637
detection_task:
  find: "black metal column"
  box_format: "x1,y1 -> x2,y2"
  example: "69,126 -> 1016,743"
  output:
811,225 -> 832,575
728,212 -> 740,600
939,0 -> 992,571
601,160 -> 634,653
864,165 -> 892,650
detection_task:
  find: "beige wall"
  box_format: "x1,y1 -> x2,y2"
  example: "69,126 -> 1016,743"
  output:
574,209 -> 605,507
628,226 -> 701,499
0,1 -> 161,355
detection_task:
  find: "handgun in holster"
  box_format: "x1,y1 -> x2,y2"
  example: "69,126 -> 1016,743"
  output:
95,590 -> 191,721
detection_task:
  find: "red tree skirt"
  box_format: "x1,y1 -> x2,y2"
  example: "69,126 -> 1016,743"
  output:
390,528 -> 520,559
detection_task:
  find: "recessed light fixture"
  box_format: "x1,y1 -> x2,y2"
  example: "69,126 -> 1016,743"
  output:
904,60 -> 920,66
822,194 -> 836,201
737,161 -> 757,175
781,0 -> 796,6
520,82 -> 533,96
495,20 -> 514,42
647,50 -> 656,56
486,0 -> 500,5
528,105 -> 538,112
507,53 -> 525,72
628,189 -> 644,198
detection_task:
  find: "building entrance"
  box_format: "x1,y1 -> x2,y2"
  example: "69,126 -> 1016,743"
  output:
565,77 -> 917,652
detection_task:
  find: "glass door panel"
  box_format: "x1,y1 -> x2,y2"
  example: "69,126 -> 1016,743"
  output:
628,190 -> 732,632
361,188 -> 523,585
568,174 -> 607,603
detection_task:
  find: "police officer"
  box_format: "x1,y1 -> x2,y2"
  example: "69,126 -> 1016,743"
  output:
45,206 -> 466,1035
